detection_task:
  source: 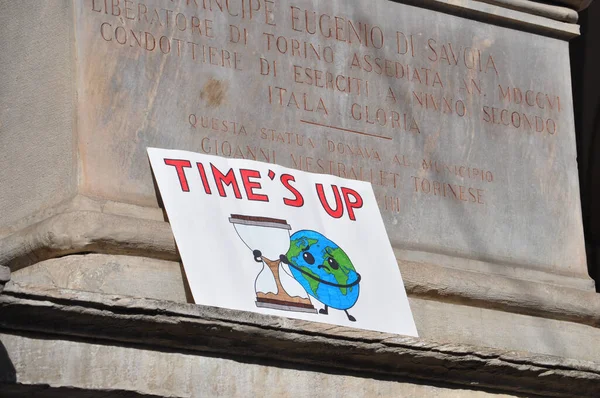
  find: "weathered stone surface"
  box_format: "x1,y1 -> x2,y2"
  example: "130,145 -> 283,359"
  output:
6,213 -> 600,325
10,254 -> 600,362
1,284 -> 599,397
400,258 -> 600,327
0,266 -> 10,293
412,294 -> 600,363
0,211 -> 178,271
0,1 -> 596,396
70,0 -> 588,288
550,0 -> 594,11
0,194 -> 166,239
476,0 -> 579,22
0,333 -> 519,398
0,0 -> 76,231
0,0 -> 591,300
11,262 -> 600,361
403,0 -> 580,35
11,254 -> 189,303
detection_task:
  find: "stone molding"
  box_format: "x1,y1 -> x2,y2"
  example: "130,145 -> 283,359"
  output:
550,0 -> 594,11
0,266 -> 10,293
1,198 -> 599,329
394,0 -> 580,38
0,283 -> 599,397
402,260 -> 600,327
0,210 -> 178,271
478,0 -> 579,22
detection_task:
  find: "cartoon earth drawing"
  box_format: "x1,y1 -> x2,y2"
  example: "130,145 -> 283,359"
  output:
280,230 -> 361,322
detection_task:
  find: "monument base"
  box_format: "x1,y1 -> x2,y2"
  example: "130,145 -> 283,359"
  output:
8,247 -> 600,362
1,0 -> 599,395
1,284 -> 599,397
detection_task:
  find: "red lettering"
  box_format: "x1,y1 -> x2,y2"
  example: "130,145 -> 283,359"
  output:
341,187 -> 363,221
240,169 -> 268,201
196,162 -> 212,194
281,174 -> 304,207
316,184 -> 344,219
211,164 -> 242,198
164,158 -> 192,192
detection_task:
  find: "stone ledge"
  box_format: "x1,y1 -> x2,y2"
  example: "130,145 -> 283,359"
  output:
393,0 -> 580,38
0,284 -> 599,397
402,260 -> 600,328
0,384 -> 161,398
477,0 -> 578,22
0,210 -> 178,272
2,207 -> 600,329
550,0 -> 593,11
0,266 -> 10,293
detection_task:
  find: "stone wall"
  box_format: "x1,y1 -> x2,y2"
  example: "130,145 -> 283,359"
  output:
1,0 -> 599,396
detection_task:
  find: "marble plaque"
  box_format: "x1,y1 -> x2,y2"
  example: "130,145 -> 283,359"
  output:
76,0 -> 587,282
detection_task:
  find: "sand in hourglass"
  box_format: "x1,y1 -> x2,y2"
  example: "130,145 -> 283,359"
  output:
229,214 -> 317,314
256,256 -> 315,309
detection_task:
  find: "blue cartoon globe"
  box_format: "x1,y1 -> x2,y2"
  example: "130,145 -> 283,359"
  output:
282,230 -> 360,321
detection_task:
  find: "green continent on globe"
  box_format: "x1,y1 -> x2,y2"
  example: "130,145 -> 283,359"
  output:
287,237 -> 318,261
287,237 -> 320,296
322,246 -> 355,295
299,265 -> 320,296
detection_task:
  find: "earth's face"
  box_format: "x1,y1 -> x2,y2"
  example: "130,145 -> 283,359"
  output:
285,230 -> 360,310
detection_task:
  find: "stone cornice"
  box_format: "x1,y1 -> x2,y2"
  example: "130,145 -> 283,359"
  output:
477,0 -> 579,22
2,205 -> 600,329
0,266 -> 10,293
393,0 -> 581,38
0,283 -> 599,397
550,0 -> 593,11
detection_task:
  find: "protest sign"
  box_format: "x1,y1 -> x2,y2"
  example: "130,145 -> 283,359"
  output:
148,147 -> 417,336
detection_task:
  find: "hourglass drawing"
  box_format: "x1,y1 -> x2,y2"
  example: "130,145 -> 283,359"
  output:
229,214 -> 317,313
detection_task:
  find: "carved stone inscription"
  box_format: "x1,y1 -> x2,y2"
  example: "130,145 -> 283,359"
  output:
77,0 -> 586,276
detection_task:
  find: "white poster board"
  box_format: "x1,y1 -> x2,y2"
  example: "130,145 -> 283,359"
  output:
148,147 -> 418,336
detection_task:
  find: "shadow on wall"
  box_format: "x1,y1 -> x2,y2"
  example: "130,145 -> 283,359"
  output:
570,0 -> 600,291
0,340 -> 16,385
